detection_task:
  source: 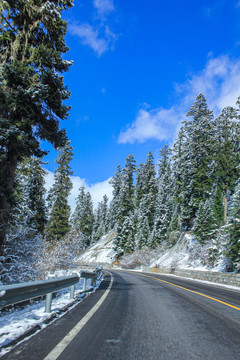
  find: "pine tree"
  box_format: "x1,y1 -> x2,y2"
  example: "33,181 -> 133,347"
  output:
91,195 -> 108,243
135,214 -> 150,250
108,165 -> 122,227
0,0 -> 73,252
134,152 -> 157,230
213,107 -> 239,223
119,154 -> 136,220
172,128 -> 184,230
116,213 -> 136,255
193,199 -> 216,244
227,178 -> 240,270
46,140 -> 73,241
152,145 -> 172,246
26,157 -> 47,233
72,187 -> 94,246
180,94 -> 214,227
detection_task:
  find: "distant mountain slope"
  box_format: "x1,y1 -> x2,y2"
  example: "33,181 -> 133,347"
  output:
77,229 -> 117,265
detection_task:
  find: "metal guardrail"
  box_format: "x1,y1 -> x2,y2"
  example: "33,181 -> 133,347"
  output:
0,266 -> 103,313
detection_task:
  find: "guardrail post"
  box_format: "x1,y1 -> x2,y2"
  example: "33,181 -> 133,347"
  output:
82,278 -> 87,291
45,292 -> 53,313
70,285 -> 75,299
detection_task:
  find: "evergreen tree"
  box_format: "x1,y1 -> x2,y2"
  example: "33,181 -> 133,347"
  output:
0,0 -> 73,252
193,199 -> 216,244
119,154 -> 136,220
25,157 -> 47,233
213,107 -> 239,223
72,186 -> 94,247
172,128 -> 185,230
91,195 -> 109,243
178,94 -> 214,227
108,165 -> 122,227
135,214 -> 150,250
152,145 -> 172,246
9,157 -> 47,233
134,152 -> 157,230
228,178 -> 240,270
115,213 -> 135,255
46,140 -> 73,241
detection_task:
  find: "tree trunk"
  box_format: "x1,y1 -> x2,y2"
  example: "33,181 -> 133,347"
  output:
224,184 -> 227,224
0,149 -> 18,255
178,204 -> 181,230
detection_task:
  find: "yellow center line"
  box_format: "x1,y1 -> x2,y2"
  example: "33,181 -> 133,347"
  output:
134,272 -> 240,311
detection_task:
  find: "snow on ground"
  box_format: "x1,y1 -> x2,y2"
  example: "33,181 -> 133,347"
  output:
78,229 -> 117,265
0,268 -> 102,357
76,230 -> 228,272
149,232 -> 227,271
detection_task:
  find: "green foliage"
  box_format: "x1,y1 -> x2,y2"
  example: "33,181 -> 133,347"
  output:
0,0 -> 73,249
72,186 -> 94,247
193,200 -> 216,244
46,140 -> 73,241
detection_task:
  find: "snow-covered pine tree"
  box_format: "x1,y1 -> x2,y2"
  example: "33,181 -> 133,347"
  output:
117,213 -> 136,255
114,155 -> 136,255
91,195 -> 108,244
135,211 -> 150,250
0,0 -> 73,253
108,165 -> 122,227
151,145 -> 172,247
134,152 -> 157,230
119,154 -> 136,220
72,186 -> 86,230
25,157 -> 47,233
72,186 -> 94,247
46,140 -> 73,241
172,128 -> 185,230
227,177 -> 240,270
213,106 -> 239,223
193,199 -> 216,244
180,94 -> 214,227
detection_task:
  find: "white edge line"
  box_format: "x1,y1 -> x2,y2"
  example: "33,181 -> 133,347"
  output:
44,273 -> 113,360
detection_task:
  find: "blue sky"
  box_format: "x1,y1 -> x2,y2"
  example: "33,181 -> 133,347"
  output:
43,0 -> 240,208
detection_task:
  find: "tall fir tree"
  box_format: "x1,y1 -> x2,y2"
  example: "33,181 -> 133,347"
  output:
227,178 -> 240,270
134,151 -> 157,230
46,140 -> 73,241
180,94 -> 214,227
172,128 -> 185,230
193,199 -> 216,244
151,145 -> 172,247
72,186 -> 94,247
25,157 -> 47,233
0,0 -> 73,252
213,106 -> 239,223
108,165 -> 122,227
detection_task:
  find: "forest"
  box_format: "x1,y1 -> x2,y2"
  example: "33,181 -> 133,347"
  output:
0,1 -> 240,284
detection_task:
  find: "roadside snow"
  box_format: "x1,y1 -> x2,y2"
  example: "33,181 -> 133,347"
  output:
0,268 -> 102,357
149,232 -> 228,271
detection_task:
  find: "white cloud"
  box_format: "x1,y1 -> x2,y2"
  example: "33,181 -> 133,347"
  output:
118,55 -> 240,144
69,1 -> 116,56
118,107 -> 182,144
93,0 -> 114,17
69,23 -> 109,57
178,55 -> 240,111
44,170 -> 113,212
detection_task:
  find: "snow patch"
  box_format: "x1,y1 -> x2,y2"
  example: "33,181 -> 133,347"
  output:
77,229 -> 117,264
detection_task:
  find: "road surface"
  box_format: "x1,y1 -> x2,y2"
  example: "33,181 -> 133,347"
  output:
2,270 -> 240,360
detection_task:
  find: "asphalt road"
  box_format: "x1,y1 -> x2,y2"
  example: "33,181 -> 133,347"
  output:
2,270 -> 240,360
